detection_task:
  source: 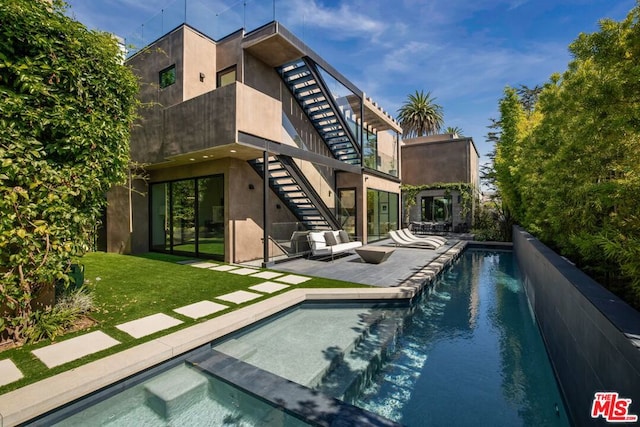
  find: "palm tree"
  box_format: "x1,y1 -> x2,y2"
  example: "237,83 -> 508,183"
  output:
397,90 -> 444,137
445,126 -> 464,136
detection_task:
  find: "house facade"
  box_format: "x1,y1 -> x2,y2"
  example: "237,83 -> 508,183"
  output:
105,22 -> 402,264
401,134 -> 480,232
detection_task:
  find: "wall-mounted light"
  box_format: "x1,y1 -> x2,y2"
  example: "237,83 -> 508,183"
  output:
248,184 -> 255,190
199,72 -> 205,82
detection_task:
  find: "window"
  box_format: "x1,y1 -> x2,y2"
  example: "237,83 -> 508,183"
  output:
217,66 -> 236,87
159,65 -> 176,88
421,196 -> 452,222
150,175 -> 225,260
367,189 -> 399,242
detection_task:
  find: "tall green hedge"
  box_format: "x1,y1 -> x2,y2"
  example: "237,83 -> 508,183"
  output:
0,0 -> 139,341
493,5 -> 640,306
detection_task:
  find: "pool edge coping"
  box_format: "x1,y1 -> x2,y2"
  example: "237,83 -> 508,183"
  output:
0,241 -> 469,426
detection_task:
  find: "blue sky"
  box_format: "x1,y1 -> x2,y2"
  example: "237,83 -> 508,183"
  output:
65,0 -> 635,164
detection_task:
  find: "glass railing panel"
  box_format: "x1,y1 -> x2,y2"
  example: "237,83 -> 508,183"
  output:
363,129 -> 398,177
125,0 -> 187,55
124,0 -> 379,60
316,67 -> 361,149
270,222 -> 309,259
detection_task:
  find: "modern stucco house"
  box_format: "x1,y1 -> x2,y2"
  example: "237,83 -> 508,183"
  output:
401,133 -> 480,232
105,22 -> 402,265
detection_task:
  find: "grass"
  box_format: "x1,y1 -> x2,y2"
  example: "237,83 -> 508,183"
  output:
0,252 -> 367,395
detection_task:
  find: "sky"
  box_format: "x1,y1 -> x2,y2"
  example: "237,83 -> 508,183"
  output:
65,0 -> 636,165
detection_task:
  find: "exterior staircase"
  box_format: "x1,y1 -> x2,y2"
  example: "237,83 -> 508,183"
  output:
277,59 -> 361,165
248,155 -> 340,231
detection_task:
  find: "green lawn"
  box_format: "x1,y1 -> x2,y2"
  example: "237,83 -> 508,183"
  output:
0,252 -> 367,394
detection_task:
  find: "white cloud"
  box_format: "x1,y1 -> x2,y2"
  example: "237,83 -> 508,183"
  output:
283,0 -> 387,40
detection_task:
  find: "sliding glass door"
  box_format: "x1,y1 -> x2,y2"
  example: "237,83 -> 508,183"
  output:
367,189 -> 399,242
150,175 -> 224,259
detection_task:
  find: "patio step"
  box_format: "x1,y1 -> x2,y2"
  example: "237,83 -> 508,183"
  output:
316,311 -> 406,401
144,365 -> 209,419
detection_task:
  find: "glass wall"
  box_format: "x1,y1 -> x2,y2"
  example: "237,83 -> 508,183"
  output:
363,128 -> 399,178
338,188 -> 357,238
421,195 -> 452,223
150,175 -> 224,259
367,189 -> 399,242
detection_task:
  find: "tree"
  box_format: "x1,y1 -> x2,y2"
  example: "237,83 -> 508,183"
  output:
492,4 -> 640,307
444,126 -> 464,136
397,90 -> 444,137
0,0 -> 139,342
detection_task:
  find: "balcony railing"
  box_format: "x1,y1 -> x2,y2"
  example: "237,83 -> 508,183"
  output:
124,0 -> 324,57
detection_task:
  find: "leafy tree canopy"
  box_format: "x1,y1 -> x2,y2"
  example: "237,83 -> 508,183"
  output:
0,0 -> 139,341
491,4 -> 640,306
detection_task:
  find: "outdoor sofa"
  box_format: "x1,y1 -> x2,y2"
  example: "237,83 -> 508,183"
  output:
307,230 -> 362,259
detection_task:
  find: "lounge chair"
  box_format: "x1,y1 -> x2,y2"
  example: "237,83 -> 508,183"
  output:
400,229 -> 446,246
388,230 -> 439,249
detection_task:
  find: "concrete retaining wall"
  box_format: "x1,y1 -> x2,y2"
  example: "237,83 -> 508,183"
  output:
513,226 -> 640,425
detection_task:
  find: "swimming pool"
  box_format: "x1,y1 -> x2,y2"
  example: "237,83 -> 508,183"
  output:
40,249 -> 570,426
213,249 -> 570,426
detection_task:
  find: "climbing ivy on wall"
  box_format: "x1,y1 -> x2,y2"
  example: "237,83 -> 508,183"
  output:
400,183 -> 474,224
0,0 -> 139,342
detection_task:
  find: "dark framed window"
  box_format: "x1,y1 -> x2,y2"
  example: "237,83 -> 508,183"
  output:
217,65 -> 236,87
159,65 -> 176,88
150,174 -> 225,260
367,189 -> 399,242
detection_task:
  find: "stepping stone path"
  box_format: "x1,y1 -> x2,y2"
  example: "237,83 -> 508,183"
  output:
31,331 -> 120,369
274,274 -> 312,285
250,271 -> 283,280
216,290 -> 262,304
227,267 -> 259,276
189,262 -> 218,269
210,265 -> 238,272
0,263 -> 311,387
173,301 -> 228,319
250,281 -> 290,294
0,359 -> 23,387
116,313 -> 183,339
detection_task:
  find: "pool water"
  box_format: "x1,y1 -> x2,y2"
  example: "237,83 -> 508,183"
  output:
45,250 -> 570,426
351,250 -> 570,426
214,250 -> 569,426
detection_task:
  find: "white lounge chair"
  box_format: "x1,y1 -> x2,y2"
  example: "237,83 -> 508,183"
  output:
388,230 -> 438,249
400,229 -> 446,246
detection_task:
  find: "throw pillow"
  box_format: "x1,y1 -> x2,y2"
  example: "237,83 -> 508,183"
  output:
324,231 -> 338,246
338,230 -> 350,243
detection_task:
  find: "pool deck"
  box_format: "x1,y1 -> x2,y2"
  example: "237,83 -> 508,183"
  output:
0,238 -> 469,426
271,238 -> 465,287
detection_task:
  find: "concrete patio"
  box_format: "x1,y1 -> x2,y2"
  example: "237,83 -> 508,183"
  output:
269,238 -> 462,287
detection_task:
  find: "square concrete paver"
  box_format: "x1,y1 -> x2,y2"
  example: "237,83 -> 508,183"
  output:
176,259 -> 199,265
210,265 -> 238,272
116,313 -> 183,339
173,300 -> 228,319
216,290 -> 262,304
274,274 -> 312,285
250,271 -> 284,280
227,267 -> 259,276
32,331 -> 120,369
189,262 -> 218,269
249,281 -> 290,294
0,359 -> 23,386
